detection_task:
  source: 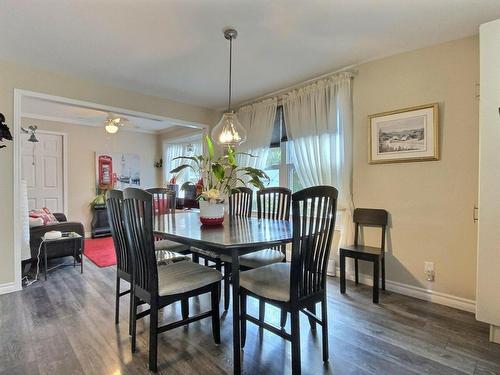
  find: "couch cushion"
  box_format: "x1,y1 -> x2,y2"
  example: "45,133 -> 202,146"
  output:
158,261 -> 222,296
154,239 -> 190,253
221,249 -> 285,269
240,262 -> 290,302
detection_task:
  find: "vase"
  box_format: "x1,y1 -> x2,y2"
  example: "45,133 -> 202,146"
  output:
199,200 -> 225,226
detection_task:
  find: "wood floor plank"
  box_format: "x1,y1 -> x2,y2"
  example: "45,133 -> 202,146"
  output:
1,257 -> 499,375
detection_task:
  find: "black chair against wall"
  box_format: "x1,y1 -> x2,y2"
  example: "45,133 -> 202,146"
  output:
146,188 -> 191,255
123,188 -> 222,372
239,185 -> 338,375
339,208 -> 388,303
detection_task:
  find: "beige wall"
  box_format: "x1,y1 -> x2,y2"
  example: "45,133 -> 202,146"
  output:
351,36 -> 479,300
0,59 -> 218,286
21,117 -> 161,233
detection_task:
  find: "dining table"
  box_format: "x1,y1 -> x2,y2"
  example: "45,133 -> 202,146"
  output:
154,210 -> 293,375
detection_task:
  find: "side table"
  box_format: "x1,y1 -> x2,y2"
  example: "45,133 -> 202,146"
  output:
42,233 -> 83,280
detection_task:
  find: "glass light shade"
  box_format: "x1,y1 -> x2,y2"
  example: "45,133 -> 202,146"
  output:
211,111 -> 247,146
105,124 -> 119,134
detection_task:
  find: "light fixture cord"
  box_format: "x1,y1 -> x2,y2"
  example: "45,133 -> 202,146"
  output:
228,35 -> 232,112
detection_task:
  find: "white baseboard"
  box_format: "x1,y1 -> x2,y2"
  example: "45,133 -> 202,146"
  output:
0,282 -> 19,295
336,267 -> 476,313
490,325 -> 500,344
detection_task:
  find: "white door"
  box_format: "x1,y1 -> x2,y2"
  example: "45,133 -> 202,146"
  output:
21,132 -> 65,213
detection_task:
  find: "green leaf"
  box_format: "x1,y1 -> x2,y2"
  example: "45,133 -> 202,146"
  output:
172,156 -> 200,165
169,164 -> 194,174
234,151 -> 257,158
206,135 -> 214,160
212,163 -> 225,181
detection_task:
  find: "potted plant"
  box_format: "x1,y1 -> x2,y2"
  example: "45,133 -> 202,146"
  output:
171,136 -> 269,225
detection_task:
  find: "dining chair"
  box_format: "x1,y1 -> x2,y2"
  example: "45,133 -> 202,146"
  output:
123,188 -> 222,372
145,188 -> 191,254
221,187 -> 291,316
106,189 -> 189,336
339,208 -> 388,303
239,185 -> 338,375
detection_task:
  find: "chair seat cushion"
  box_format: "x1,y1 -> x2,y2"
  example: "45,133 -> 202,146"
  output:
155,250 -> 189,266
154,239 -> 190,253
340,244 -> 383,256
240,262 -> 290,302
158,261 -> 222,296
190,247 -> 221,259
221,249 -> 285,269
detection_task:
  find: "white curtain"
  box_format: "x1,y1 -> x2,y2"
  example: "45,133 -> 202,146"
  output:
236,98 -> 277,170
283,72 -> 354,245
164,143 -> 184,183
164,141 -> 202,186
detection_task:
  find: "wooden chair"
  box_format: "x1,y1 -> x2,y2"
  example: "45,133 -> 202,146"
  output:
106,189 -> 189,338
123,188 -> 222,371
145,188 -> 191,254
229,186 -> 253,217
339,208 -> 388,303
239,185 -> 338,375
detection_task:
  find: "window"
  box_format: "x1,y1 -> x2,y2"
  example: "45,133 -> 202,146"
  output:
262,106 -> 303,193
164,139 -> 202,198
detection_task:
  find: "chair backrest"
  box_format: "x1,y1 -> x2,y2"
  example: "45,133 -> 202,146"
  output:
290,186 -> 338,301
257,187 -> 291,221
123,188 -> 157,295
146,188 -> 176,214
106,189 -> 132,276
229,187 -> 253,217
353,208 -> 388,250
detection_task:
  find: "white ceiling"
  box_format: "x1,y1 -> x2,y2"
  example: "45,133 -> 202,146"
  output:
1,1 -> 499,109
21,96 -> 186,133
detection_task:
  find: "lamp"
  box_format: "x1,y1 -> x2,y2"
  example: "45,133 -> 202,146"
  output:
0,113 -> 13,149
211,28 -> 247,147
21,125 -> 39,143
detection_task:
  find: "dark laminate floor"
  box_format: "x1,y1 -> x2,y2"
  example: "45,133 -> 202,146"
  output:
1,257 -> 499,375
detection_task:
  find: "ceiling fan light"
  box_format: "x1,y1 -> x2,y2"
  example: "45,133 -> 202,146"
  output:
105,123 -> 119,134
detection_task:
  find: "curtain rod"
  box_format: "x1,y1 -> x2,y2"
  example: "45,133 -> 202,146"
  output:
238,65 -> 358,108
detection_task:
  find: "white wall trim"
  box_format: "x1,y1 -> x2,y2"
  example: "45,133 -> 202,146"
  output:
0,282 -> 18,295
336,267 -> 476,313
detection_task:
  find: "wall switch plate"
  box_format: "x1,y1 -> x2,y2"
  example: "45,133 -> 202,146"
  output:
424,261 -> 435,281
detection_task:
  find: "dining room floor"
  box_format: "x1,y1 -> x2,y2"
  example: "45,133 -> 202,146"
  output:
1,257 -> 499,375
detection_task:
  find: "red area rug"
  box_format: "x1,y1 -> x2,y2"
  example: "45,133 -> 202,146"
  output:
84,237 -> 116,267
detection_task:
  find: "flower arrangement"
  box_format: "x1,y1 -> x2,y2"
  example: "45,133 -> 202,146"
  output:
170,136 -> 269,203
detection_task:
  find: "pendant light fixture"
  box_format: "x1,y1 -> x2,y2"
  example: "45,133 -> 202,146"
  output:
211,28 -> 247,147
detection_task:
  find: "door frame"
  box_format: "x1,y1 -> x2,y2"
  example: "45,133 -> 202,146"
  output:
22,129 -> 69,216
12,89 -> 208,292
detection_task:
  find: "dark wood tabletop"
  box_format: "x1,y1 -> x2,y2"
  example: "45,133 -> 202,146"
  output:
153,211 -> 293,255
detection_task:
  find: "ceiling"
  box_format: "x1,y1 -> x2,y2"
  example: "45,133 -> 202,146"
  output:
21,96 -> 188,134
1,1 -> 499,109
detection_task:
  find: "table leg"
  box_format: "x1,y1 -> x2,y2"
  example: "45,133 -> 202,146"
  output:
44,243 -> 48,281
231,251 -> 241,375
340,252 -> 346,294
73,240 -> 76,268
80,238 -> 84,273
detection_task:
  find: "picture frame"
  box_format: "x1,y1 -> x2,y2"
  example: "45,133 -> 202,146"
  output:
369,103 -> 439,164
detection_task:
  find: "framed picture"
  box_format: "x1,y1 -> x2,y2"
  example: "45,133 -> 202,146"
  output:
369,103 -> 439,164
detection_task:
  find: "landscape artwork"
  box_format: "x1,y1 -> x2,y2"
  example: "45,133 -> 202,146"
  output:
369,104 -> 439,164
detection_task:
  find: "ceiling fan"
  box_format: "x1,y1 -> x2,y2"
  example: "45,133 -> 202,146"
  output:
104,114 -> 128,134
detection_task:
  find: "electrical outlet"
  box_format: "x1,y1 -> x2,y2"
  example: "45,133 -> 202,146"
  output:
424,262 -> 435,281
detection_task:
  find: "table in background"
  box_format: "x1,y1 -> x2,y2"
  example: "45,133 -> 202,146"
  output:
42,233 -> 83,280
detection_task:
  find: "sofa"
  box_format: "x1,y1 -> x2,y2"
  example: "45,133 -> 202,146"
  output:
29,213 -> 85,263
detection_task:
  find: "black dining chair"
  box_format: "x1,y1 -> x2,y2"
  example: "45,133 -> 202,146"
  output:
239,185 -> 338,375
106,189 -> 189,337
339,208 -> 388,303
123,188 -> 222,372
222,187 -> 291,317
145,188 -> 191,255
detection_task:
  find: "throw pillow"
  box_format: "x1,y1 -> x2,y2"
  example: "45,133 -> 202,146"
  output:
29,217 -> 45,228
29,207 -> 59,225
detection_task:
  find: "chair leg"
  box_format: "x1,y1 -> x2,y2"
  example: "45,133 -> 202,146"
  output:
215,259 -> 222,272
149,300 -> 159,372
373,260 -> 380,304
340,252 -> 346,294
355,259 -> 359,285
204,258 -> 209,266
192,253 -> 199,264
211,284 -> 221,344
240,291 -> 247,348
258,301 -> 266,324
181,298 -> 189,320
307,303 -> 316,331
115,275 -> 120,325
131,295 -> 139,353
280,310 -> 288,328
381,256 -> 386,291
321,296 -> 329,362
291,309 -> 301,375
224,263 -> 231,311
